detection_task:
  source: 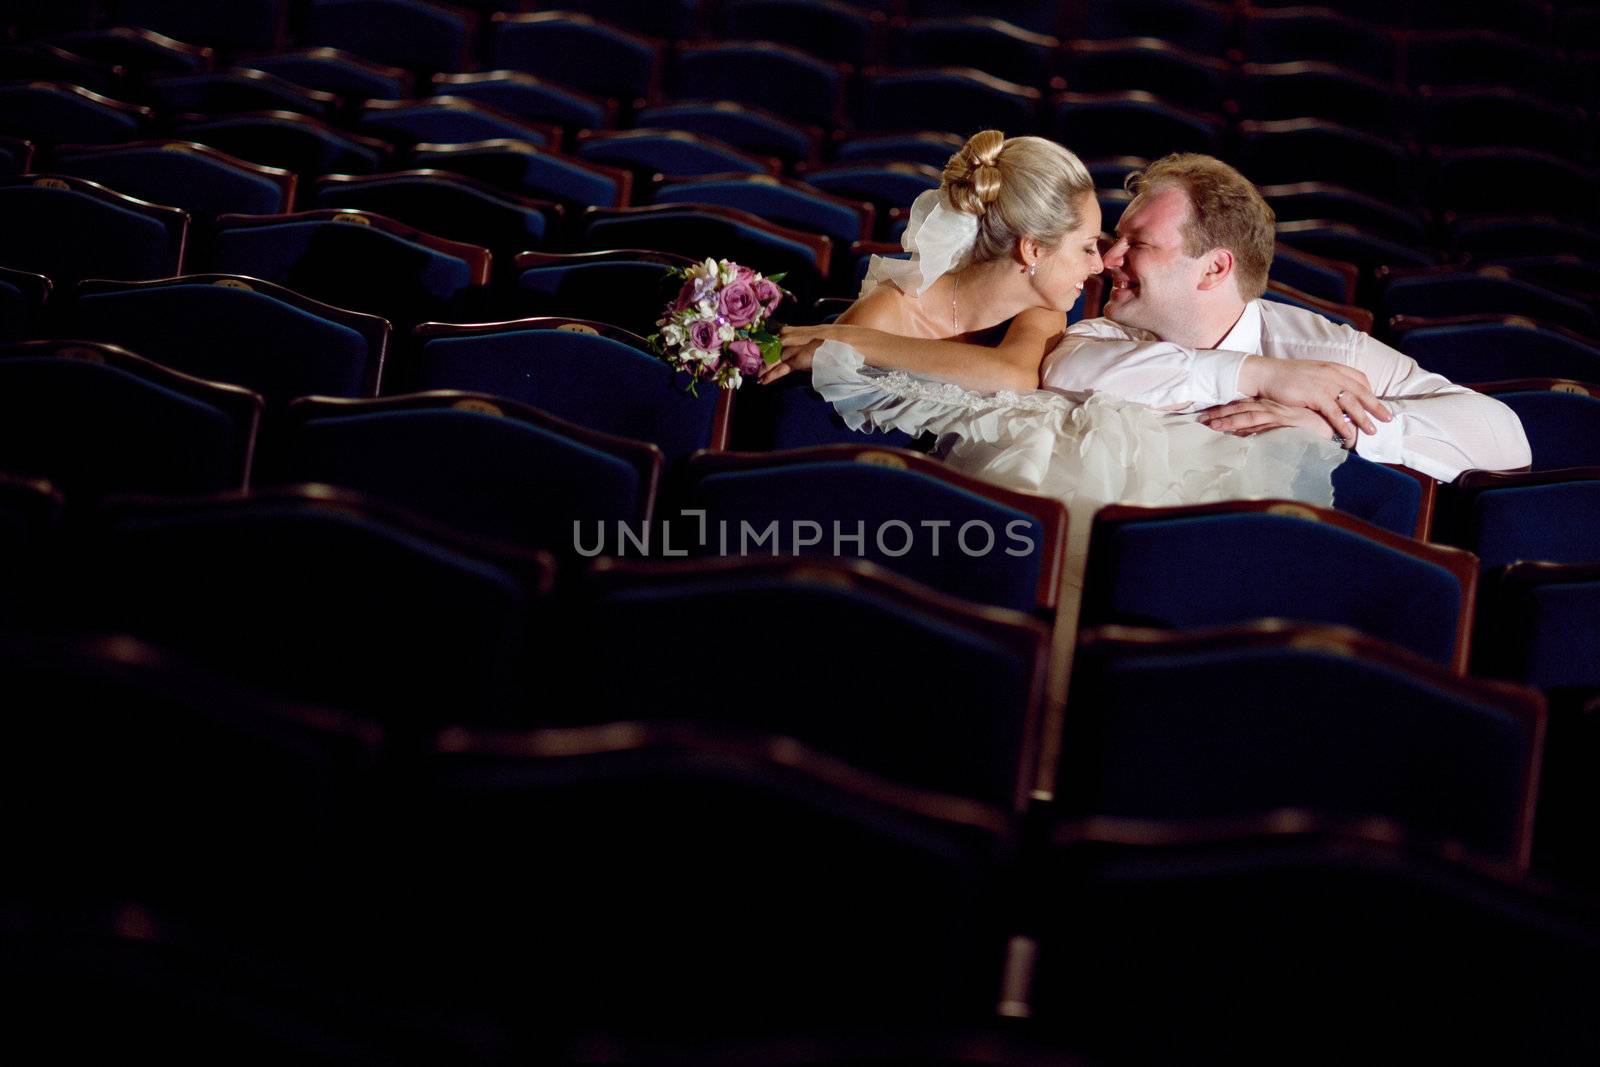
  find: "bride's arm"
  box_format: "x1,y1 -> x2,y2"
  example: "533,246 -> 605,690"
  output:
760,307 -> 1065,393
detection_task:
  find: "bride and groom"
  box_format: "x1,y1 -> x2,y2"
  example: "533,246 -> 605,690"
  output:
759,133 -> 1530,518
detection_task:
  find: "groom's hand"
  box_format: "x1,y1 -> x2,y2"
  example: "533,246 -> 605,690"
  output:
1198,398 -> 1352,446
1239,356 -> 1389,438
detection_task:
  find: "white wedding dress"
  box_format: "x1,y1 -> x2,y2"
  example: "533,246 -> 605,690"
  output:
812,340 -> 1343,511
810,339 -> 1347,607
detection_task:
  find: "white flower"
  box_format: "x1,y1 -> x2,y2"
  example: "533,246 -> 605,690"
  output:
718,324 -> 735,342
702,257 -> 719,278
718,260 -> 737,285
721,367 -> 742,389
696,299 -> 716,316
663,324 -> 685,346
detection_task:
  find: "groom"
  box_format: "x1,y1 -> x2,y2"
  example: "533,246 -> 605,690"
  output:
1047,153 -> 1531,483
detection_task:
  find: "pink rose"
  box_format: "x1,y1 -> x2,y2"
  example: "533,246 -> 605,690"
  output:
754,278 -> 784,313
734,265 -> 756,284
673,278 -> 699,310
728,339 -> 763,375
688,318 -> 720,353
717,280 -> 761,327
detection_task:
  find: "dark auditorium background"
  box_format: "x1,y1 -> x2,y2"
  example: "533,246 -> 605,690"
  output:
1,0 -> 1598,1063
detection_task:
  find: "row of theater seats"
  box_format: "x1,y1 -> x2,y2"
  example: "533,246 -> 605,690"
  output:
3,326 -> 1598,851
5,168 -> 1600,392
4,626 -> 1600,1061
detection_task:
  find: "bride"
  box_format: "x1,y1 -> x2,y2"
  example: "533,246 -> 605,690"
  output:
757,129 -> 1344,513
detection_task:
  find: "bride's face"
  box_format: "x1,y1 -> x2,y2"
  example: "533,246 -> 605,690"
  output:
1031,194 -> 1105,311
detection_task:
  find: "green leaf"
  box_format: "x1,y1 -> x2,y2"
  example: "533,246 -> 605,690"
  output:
758,335 -> 782,366
765,271 -> 787,285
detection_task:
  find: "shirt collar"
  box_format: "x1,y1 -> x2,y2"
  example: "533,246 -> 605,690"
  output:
1216,300 -> 1263,354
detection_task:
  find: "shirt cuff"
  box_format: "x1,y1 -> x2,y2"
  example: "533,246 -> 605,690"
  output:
1197,349 -> 1251,406
1351,410 -> 1406,464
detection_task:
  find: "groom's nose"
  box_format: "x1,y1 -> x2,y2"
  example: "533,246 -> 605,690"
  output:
1100,235 -> 1125,269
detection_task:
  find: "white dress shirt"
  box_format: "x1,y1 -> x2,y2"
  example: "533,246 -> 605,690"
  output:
1040,299 -> 1532,482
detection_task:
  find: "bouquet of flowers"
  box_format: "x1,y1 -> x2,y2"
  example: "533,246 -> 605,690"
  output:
650,258 -> 791,394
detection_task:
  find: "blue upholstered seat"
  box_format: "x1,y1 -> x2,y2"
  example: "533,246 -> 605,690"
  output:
210,212 -> 485,330
719,0 -> 876,65
0,176 -> 186,286
1065,625 -> 1542,863
72,275 -> 387,404
686,450 -> 1064,613
413,324 -> 724,469
414,141 -> 628,208
1467,481 -> 1600,569
1049,90 -> 1224,161
0,342 -> 261,497
311,171 -> 551,264
1393,320 -> 1600,383
430,71 -> 612,131
304,0 -> 475,74
489,12 -> 661,100
1493,391 -> 1600,470
575,557 -> 1048,807
635,101 -> 818,167
0,82 -> 150,146
674,41 -> 846,128
1085,504 -> 1473,668
652,175 -> 868,245
283,393 -> 660,551
510,250 -> 693,337
246,46 -> 412,101
93,487 -> 547,720
176,112 -> 388,178
861,69 -> 1042,138
52,141 -> 294,220
576,129 -> 770,178
114,0 -> 288,51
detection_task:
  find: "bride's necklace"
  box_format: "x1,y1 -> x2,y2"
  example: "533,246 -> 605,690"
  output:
950,271 -> 959,335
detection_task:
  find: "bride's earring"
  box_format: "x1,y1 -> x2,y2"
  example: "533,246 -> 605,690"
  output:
1027,263 -> 1037,277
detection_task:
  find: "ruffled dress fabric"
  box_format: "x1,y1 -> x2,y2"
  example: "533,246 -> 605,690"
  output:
810,339 -> 1346,598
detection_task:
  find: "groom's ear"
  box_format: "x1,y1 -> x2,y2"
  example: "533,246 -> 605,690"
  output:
1197,247 -> 1235,291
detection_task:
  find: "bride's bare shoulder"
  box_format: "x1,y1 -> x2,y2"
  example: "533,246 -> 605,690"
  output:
835,284 -> 914,331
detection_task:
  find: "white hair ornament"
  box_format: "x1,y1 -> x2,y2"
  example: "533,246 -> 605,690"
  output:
859,187 -> 979,298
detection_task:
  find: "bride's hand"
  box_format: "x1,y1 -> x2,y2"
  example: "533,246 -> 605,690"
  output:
758,324 -> 845,385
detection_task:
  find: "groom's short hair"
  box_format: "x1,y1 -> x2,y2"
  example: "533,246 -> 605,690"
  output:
1125,154 -> 1276,301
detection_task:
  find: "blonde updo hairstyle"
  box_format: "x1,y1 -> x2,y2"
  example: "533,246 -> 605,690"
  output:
940,129 -> 1095,266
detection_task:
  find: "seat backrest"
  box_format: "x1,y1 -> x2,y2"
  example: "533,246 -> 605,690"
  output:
72,274 -> 388,404
575,556 -> 1050,809
409,722 -> 1014,1028
1391,317 -> 1600,383
52,140 -> 296,219
1085,500 -> 1477,670
0,81 -> 152,146
210,208 -> 489,329
303,0 -> 477,74
1064,622 -> 1544,866
489,11 -> 662,100
0,174 -> 188,286
90,485 -> 552,721
412,318 -> 729,468
509,249 -> 695,337
117,0 -> 290,52
311,169 -> 555,263
0,340 -> 262,497
283,390 -> 662,550
687,445 -> 1068,613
